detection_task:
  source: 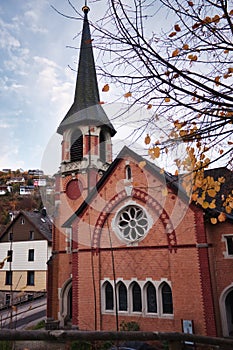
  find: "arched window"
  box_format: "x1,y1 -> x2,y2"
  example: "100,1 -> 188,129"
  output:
162,283 -> 173,314
105,282 -> 114,310
132,282 -> 142,312
99,130 -> 106,163
146,282 -> 157,313
70,129 -> 83,162
125,165 -> 132,180
118,282 -> 127,311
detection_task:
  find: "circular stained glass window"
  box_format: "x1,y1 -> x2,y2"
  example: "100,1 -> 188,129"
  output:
116,205 -> 148,242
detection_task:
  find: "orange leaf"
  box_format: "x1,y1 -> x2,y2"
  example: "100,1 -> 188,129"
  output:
218,212 -> 226,222
144,134 -> 151,145
210,217 -> 217,224
174,24 -> 181,32
183,44 -> 189,50
172,49 -> 180,57
102,84 -> 109,92
165,97 -> 170,103
214,76 -> 220,86
124,92 -> 132,98
147,104 -> 153,110
188,54 -> 198,61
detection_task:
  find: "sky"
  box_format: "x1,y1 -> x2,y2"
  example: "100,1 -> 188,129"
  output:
0,0 -> 124,174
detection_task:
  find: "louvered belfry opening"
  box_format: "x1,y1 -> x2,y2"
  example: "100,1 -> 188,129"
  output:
99,129 -> 106,163
70,129 -> 83,162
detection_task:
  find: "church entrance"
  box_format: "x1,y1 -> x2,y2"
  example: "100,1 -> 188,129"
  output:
60,279 -> 72,328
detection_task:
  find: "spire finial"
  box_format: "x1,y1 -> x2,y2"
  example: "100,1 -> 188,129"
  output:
82,1 -> 90,14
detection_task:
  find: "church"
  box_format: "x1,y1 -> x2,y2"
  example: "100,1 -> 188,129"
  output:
46,4 -> 233,338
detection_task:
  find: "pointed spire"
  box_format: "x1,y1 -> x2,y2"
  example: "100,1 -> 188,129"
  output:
57,5 -> 116,137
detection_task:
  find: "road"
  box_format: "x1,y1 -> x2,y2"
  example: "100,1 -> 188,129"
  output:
0,297 -> 46,329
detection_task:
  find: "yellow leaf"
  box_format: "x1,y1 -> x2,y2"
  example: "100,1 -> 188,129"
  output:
226,206 -> 232,214
138,161 -> 146,169
172,49 -> 180,57
210,217 -> 217,224
124,92 -> 132,98
144,134 -> 151,145
207,189 -> 217,198
149,146 -> 160,159
102,84 -> 109,92
202,201 -> 209,209
209,201 -> 216,209
218,212 -> 226,222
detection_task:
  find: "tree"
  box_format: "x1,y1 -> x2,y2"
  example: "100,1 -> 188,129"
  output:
54,0 -> 233,221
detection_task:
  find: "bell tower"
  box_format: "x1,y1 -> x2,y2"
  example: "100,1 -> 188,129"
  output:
57,5 -> 116,197
46,4 -> 116,328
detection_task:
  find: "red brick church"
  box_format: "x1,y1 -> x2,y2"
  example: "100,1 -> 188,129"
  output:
46,4 -> 233,338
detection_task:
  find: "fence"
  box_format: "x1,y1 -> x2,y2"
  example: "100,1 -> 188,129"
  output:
0,330 -> 233,349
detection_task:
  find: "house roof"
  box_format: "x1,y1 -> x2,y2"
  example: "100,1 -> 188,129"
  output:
57,6 -> 116,137
0,209 -> 52,242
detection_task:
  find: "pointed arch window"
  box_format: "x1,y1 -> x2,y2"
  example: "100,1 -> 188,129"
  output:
100,130 -> 106,163
146,282 -> 157,313
70,129 -> 83,162
132,282 -> 142,312
105,282 -> 114,310
125,165 -> 132,180
118,282 -> 127,311
162,283 -> 173,314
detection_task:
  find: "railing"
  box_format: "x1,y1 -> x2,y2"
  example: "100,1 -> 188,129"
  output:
0,330 -> 233,349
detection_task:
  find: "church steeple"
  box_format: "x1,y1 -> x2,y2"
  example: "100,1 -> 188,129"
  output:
57,5 -> 116,137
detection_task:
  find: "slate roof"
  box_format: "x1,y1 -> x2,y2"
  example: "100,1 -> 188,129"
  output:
57,7 -> 116,136
0,209 -> 52,242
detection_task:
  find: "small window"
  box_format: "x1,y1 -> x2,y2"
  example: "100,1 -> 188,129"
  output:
7,250 -> 13,262
27,271 -> 35,286
29,231 -> 34,240
226,236 -> 233,255
21,218 -> 25,225
5,271 -> 12,285
162,283 -> 173,314
28,249 -> 34,262
125,165 -> 132,180
132,282 -> 142,312
105,282 -> 114,310
118,282 -> 127,311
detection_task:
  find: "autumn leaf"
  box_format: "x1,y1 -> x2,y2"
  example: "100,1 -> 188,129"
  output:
169,32 -> 177,37
139,161 -> 146,169
188,54 -> 198,61
124,92 -> 132,98
218,212 -> 226,222
210,217 -> 217,225
148,146 -> 160,159
183,44 -> 189,50
214,76 -> 220,86
188,1 -> 194,6
144,134 -> 151,145
102,84 -> 109,92
98,101 -> 105,105
147,104 -> 153,110
172,48 -> 180,57
165,97 -> 171,102
174,24 -> 181,32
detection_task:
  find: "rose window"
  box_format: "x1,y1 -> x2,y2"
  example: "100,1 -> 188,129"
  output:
117,205 -> 148,242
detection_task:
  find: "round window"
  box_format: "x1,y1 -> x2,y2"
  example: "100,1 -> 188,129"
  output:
66,179 -> 83,200
116,205 -> 149,242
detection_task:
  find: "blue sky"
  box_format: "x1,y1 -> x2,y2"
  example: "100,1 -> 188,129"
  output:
0,1 -> 112,173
